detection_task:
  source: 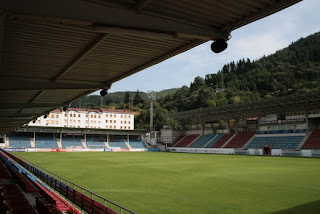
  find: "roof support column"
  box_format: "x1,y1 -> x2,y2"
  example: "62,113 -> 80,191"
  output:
211,123 -> 214,134
305,111 -> 309,130
226,119 -> 230,134
202,122 -> 205,135
235,119 -> 238,134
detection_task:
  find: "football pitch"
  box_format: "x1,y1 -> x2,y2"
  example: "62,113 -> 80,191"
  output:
14,152 -> 320,214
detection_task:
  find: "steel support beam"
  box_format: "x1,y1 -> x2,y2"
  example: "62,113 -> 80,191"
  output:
52,33 -> 110,81
1,0 -> 226,39
0,75 -> 104,90
0,102 -> 62,109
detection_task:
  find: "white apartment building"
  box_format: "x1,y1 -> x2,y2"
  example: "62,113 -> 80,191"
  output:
28,108 -> 135,130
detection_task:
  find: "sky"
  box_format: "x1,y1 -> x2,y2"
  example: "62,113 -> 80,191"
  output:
107,0 -> 320,93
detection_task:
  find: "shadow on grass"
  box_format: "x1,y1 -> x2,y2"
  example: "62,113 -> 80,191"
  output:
271,201 -> 320,214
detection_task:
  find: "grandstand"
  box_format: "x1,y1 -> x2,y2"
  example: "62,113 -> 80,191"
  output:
301,129 -> 320,149
61,135 -> 83,148
35,134 -> 58,149
7,134 -> 32,148
109,135 -> 129,149
86,134 -> 107,149
224,132 -> 255,148
174,134 -> 200,147
212,133 -> 234,148
189,133 -> 215,148
204,134 -> 224,148
246,134 -> 305,150
168,131 -> 308,151
129,136 -> 147,149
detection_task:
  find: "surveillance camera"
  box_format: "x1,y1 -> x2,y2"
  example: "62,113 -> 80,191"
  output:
100,89 -> 108,96
211,39 -> 228,53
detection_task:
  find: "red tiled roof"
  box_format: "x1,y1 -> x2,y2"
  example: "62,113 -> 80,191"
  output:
51,108 -> 136,114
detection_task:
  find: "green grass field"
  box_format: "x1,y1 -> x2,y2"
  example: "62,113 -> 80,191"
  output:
13,152 -> 320,214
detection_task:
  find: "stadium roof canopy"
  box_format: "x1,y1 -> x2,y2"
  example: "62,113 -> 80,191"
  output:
168,92 -> 320,123
0,0 -> 301,134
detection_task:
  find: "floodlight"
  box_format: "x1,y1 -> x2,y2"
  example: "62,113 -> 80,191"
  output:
211,39 -> 228,53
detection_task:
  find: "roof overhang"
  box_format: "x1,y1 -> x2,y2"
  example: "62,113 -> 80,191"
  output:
0,0 -> 302,134
168,92 -> 320,123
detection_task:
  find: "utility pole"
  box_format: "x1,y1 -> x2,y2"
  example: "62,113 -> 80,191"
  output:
148,91 -> 156,132
129,97 -> 134,110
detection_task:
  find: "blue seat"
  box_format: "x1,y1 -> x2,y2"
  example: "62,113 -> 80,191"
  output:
109,141 -> 128,149
295,129 -> 307,133
204,134 -> 224,148
190,134 -> 215,148
9,135 -> 31,148
129,140 -> 147,148
86,135 -> 106,148
246,135 -> 304,149
35,135 -> 58,148
61,136 -> 83,148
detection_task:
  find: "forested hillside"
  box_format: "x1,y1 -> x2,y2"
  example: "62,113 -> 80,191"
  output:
72,32 -> 320,130
159,32 -> 320,112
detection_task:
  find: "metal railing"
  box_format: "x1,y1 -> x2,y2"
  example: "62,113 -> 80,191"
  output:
2,150 -> 136,214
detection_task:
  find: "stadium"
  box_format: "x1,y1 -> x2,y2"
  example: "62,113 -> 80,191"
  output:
1,0 -> 320,214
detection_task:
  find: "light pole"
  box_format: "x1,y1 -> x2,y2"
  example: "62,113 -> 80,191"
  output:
148,91 -> 156,132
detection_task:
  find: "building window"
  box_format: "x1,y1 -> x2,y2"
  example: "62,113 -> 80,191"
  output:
113,120 -> 116,123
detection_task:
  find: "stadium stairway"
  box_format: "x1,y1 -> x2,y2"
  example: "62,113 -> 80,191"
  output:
174,134 -> 201,147
189,134 -> 216,148
296,131 -> 312,150
4,136 -> 9,148
241,134 -> 256,148
212,133 -> 234,148
123,139 -> 132,149
172,136 -> 186,147
57,138 -> 63,149
301,129 -> 320,149
223,132 -> 255,148
81,139 -> 88,149
204,134 -> 224,148
143,140 -> 149,148
30,138 -> 36,148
